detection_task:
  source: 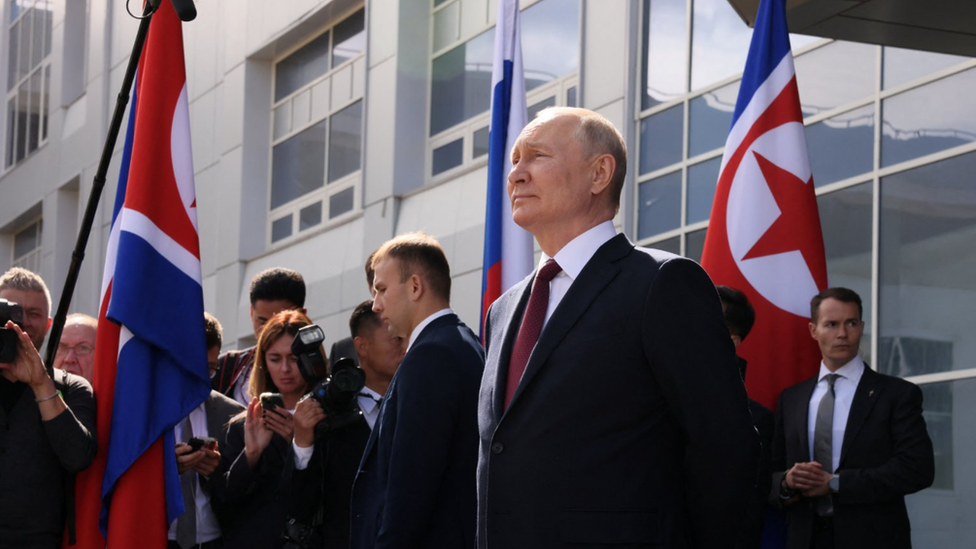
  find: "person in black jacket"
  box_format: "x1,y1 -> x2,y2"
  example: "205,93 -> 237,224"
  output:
213,310 -> 315,549
288,300 -> 405,548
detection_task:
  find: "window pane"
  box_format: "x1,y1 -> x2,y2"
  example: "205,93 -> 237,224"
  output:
8,0 -> 21,23
275,31 -> 330,102
651,236 -> 680,255
15,80 -> 27,161
41,64 -> 48,140
6,20 -> 17,91
527,96 -> 556,121
818,183 -> 873,357
433,0 -> 459,52
638,171 -> 681,239
328,100 -> 363,182
687,157 -> 719,224
13,221 -> 38,258
685,228 -> 706,263
567,86 -> 577,107
639,103 -> 683,175
794,41 -> 875,117
271,215 -> 293,242
31,4 -> 49,67
641,0 -> 687,109
879,151 -> 976,376
329,187 -> 355,218
430,28 -> 493,135
271,121 -> 326,209
806,104 -> 874,187
691,0 -> 750,91
26,70 -> 40,153
882,68 -> 976,168
522,0 -> 579,92
472,126 -> 489,159
883,46 -> 970,90
906,377 -> 976,548
299,202 -> 322,231
332,9 -> 365,68
19,8 -> 31,77
5,97 -> 14,167
689,81 -> 737,157
432,138 -> 463,176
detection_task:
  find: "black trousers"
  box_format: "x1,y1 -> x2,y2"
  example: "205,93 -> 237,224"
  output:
810,516 -> 835,549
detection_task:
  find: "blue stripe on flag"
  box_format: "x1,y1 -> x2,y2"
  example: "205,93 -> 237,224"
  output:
730,0 -> 791,128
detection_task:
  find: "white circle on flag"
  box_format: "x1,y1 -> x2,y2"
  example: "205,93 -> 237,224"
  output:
727,122 -> 819,318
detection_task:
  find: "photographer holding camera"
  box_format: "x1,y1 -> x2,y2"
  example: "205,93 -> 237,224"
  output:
288,300 -> 405,548
0,268 -> 96,549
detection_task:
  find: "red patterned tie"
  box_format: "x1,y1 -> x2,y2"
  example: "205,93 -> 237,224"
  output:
504,259 -> 562,408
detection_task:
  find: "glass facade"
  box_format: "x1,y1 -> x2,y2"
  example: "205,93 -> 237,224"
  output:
638,3 -> 975,546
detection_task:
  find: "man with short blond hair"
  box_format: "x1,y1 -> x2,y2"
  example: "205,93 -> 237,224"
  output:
350,232 -> 484,549
0,267 -> 53,351
478,108 -> 758,548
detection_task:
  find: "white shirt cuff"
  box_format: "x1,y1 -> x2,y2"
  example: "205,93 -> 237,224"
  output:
292,440 -> 314,470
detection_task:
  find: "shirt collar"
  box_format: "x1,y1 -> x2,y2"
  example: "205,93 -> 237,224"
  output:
818,354 -> 866,384
540,220 -> 617,281
407,308 -> 454,352
358,385 -> 383,413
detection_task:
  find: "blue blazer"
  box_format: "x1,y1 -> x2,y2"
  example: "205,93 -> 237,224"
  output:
350,312 -> 485,549
478,234 -> 760,549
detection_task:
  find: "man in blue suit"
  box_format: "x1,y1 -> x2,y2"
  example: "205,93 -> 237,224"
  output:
350,232 -> 485,549
478,108 -> 759,548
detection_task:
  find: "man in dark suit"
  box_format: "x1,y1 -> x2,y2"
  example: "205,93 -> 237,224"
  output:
771,287 -> 934,549
717,285 -> 775,549
350,232 -> 485,549
478,107 -> 758,549
169,313 -> 245,549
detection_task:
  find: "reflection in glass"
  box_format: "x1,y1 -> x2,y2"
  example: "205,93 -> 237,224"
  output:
527,96 -> 556,121
329,187 -> 355,218
880,151 -> 976,377
271,215 -> 293,242
521,0 -> 579,92
332,9 -> 365,68
907,378 -> 976,547
882,68 -> 976,167
299,202 -> 322,231
689,81 -> 737,157
817,183 -> 873,358
432,138 -> 463,176
685,228 -> 706,263
795,41 -> 874,117
806,104 -> 874,187
271,121 -> 326,209
275,32 -> 330,102
638,171 -> 681,239
687,157 -> 720,224
430,29 -> 493,135
883,46 -> 969,90
328,100 -> 363,182
639,103 -> 683,175
473,126 -> 489,158
691,0 -> 750,91
641,0 -> 687,109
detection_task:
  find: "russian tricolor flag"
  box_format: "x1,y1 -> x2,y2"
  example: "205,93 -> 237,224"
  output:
481,0 -> 534,337
70,2 -> 211,547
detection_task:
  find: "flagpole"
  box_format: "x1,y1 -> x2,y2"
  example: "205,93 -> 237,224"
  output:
43,4 -> 158,379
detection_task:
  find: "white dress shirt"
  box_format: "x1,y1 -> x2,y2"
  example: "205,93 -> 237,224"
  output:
807,355 -> 866,471
169,402 -> 222,544
407,308 -> 454,352
293,386 -> 385,470
539,220 -> 617,329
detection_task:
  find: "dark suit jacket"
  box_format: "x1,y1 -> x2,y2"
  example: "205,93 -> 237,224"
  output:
770,366 -> 935,549
350,313 -> 485,549
737,398 -> 774,549
212,415 -> 294,549
478,234 -> 759,549
288,413 -> 371,548
0,369 -> 96,549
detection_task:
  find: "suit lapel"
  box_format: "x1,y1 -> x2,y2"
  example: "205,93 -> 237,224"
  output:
204,394 -> 219,437
797,378 -> 817,461
490,276 -> 533,422
840,365 -> 881,467
504,234 -> 631,414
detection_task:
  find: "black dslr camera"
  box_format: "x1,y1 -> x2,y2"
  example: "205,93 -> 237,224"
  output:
292,324 -> 366,436
0,299 -> 25,363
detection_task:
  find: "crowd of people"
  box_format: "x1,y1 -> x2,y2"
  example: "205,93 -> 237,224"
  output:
0,108 -> 935,549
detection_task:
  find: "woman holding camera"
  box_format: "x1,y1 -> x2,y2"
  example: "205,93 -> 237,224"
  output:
212,310 -> 316,549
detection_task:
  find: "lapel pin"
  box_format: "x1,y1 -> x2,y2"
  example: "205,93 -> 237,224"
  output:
869,390 -> 874,397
